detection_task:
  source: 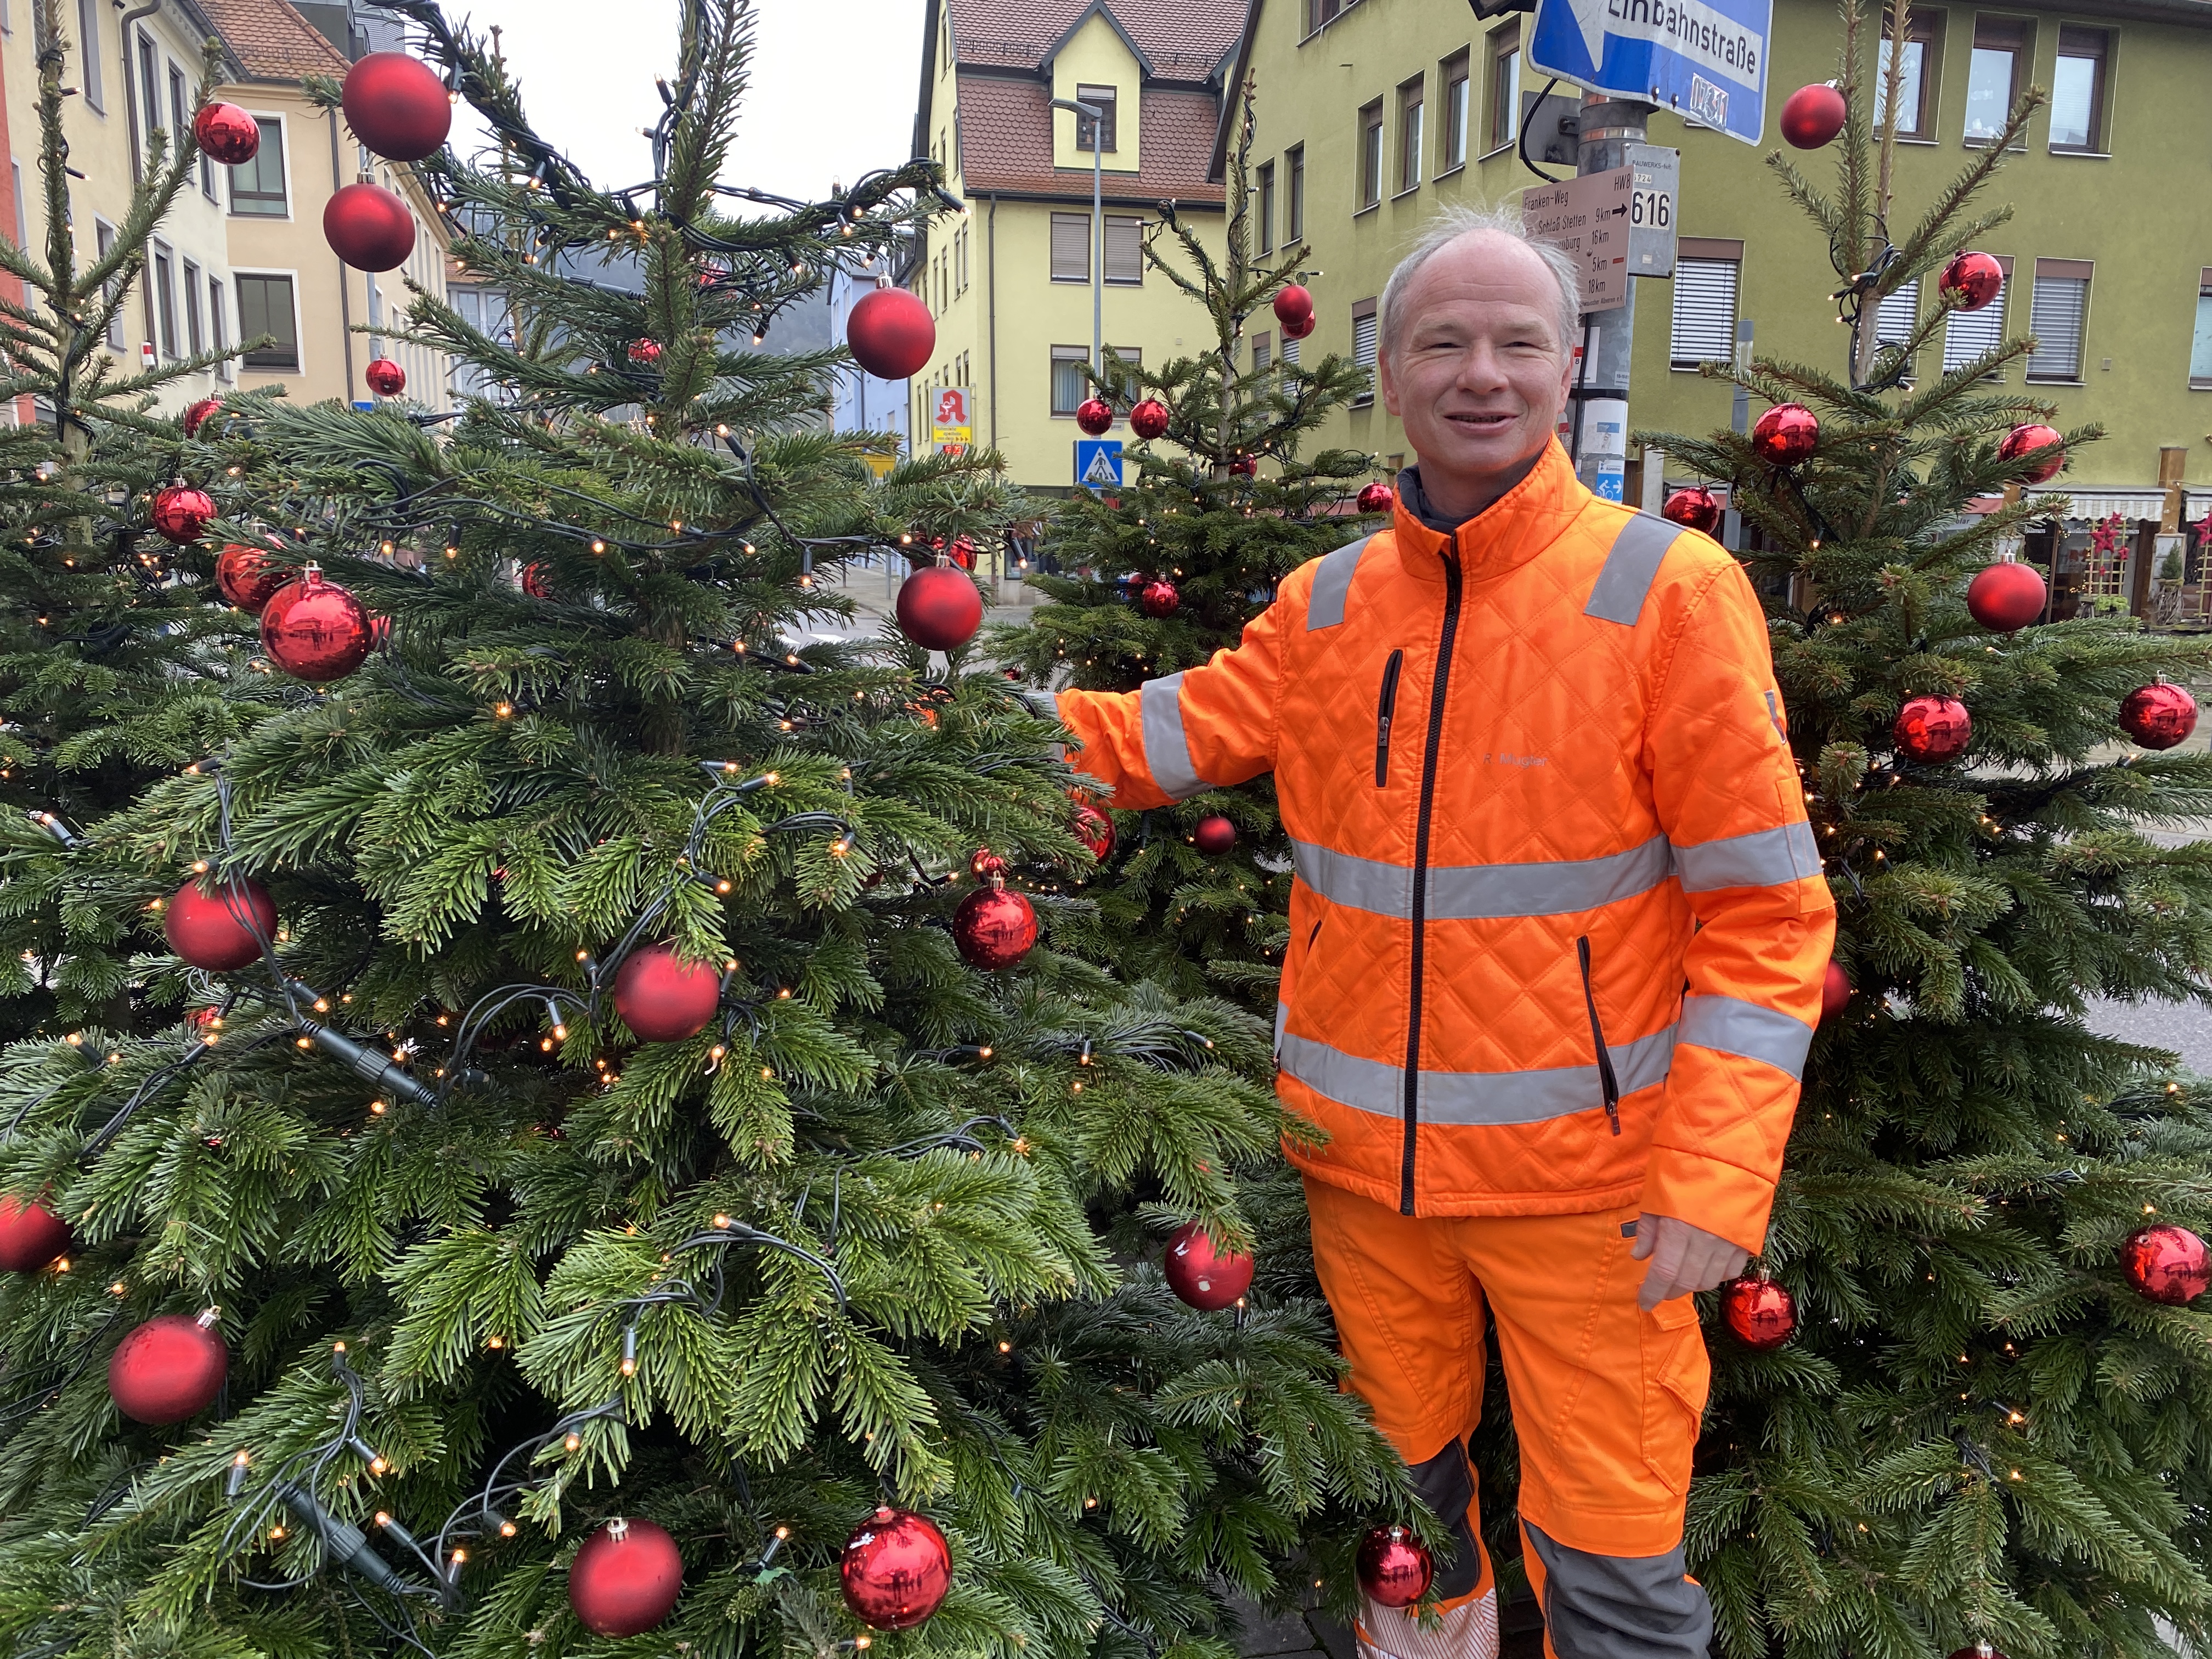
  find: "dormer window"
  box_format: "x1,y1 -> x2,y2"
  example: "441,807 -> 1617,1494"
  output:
1075,84 -> 1118,153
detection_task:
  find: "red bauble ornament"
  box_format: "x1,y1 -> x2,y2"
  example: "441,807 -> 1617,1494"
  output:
2120,682 -> 2199,751
0,1195 -> 72,1272
1780,82 -> 1847,148
627,337 -> 663,365
1228,455 -> 1258,476
1939,251 -> 2004,312
341,52 -> 453,162
193,101 -> 261,166
1357,482 -> 1396,514
969,848 -> 1008,879
1273,284 -> 1316,329
165,877 -> 275,972
365,357 -> 407,397
1129,398 -> 1171,439
612,944 -> 723,1043
1946,1646 -> 2010,1659
109,1310 -> 227,1425
1997,424 -> 2064,484
952,885 -> 1037,970
1137,578 -> 1181,619
1893,693 -> 1972,764
1751,404 -> 1819,466
2120,1224 -> 2210,1305
182,396 -> 222,439
847,286 -> 935,380
261,567 -> 373,682
1355,1524 -> 1435,1609
1192,815 -> 1238,855
1073,804 -> 1116,864
151,484 -> 215,545
1163,1221 -> 1254,1310
1282,311 -> 1316,341
521,563 -> 552,599
941,534 -> 976,571
1966,560 -> 2047,631
1662,486 -> 1723,536
568,1517 -> 684,1637
1820,960 -> 1851,1023
216,543 -> 287,611
324,182 -> 417,272
1720,1275 -> 1796,1350
840,1506 -> 952,1630
1075,397 -> 1114,436
895,565 -> 984,652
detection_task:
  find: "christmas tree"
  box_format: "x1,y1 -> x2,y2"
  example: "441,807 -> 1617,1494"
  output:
1635,7 -> 2212,1655
0,4 -> 1413,1655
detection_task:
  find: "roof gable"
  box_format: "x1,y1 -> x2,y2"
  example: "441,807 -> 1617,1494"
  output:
199,0 -> 353,81
945,0 -> 1243,84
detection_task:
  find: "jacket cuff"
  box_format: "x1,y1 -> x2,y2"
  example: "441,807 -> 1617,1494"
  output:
1640,1147 -> 1775,1257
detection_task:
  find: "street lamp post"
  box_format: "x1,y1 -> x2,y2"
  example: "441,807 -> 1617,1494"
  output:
1048,97 -> 1105,383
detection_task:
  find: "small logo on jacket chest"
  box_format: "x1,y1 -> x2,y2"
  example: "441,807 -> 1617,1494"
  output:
1483,752 -> 1549,768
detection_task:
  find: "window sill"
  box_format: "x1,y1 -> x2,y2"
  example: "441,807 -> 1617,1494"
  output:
1296,0 -> 1368,45
1434,162 -> 1467,182
1353,201 -> 1380,218
1351,396 -> 1375,408
1877,133 -> 1938,144
2190,381 -> 2212,391
1477,139 -> 1516,162
2024,376 -> 2086,387
1390,184 -> 1421,202
2047,146 -> 2111,158
1962,138 -> 2027,151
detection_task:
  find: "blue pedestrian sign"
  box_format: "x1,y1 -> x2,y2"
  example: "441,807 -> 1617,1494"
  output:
1527,0 -> 1771,146
1076,439 -> 1124,493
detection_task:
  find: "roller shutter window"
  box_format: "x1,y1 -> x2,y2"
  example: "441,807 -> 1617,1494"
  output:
2190,269 -> 2212,390
1942,259 -> 2010,375
1050,346 -> 1089,415
1875,278 -> 1920,347
1352,298 -> 1378,405
1050,213 -> 1090,283
1252,333 -> 1272,373
2027,259 -> 2090,382
1104,217 -> 1143,286
1669,255 -> 1739,369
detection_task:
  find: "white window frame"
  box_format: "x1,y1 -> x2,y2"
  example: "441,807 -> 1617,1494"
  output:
228,111 -> 294,221
75,0 -> 103,112
233,266 -> 305,376
1669,252 -> 1741,369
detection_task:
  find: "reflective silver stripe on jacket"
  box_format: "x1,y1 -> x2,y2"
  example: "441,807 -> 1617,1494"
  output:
1292,834 -> 1674,920
1275,1018 -> 1678,1125
1679,994 -> 1814,1078
1140,673 -> 1205,800
1673,821 -> 1820,892
1305,536 -> 1372,630
1584,514 -> 1683,626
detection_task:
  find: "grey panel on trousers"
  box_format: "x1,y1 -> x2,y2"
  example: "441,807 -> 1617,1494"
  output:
1525,1520 -> 1713,1659
1407,1441 -> 1482,1600
1141,673 -> 1205,800
1305,537 -> 1373,630
1583,515 -> 1683,626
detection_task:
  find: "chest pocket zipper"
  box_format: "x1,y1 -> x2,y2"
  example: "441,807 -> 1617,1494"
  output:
1576,935 -> 1623,1137
1375,650 -> 1403,787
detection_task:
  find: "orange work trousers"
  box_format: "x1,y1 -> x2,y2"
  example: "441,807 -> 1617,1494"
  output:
1305,1178 -> 1715,1659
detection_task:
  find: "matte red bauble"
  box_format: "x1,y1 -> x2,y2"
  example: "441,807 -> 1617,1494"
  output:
521,562 -> 552,600
1073,804 -> 1116,863
895,565 -> 984,652
1163,1220 -> 1254,1310
2120,682 -> 2199,751
1075,397 -> 1114,436
151,484 -> 215,545
261,568 -> 373,682
192,101 -> 261,166
1939,251 -> 2004,312
969,848 -> 1008,879
1193,815 -> 1238,855
341,52 -> 453,162
364,356 -> 407,396
840,1506 -> 953,1630
1720,1275 -> 1797,1351
324,182 -> 416,272
1893,693 -> 1971,763
1966,560 -> 2047,631
182,397 -> 222,439
847,286 -> 935,380
2120,1223 -> 2210,1305
1820,960 -> 1850,1023
1273,284 -> 1315,329
1357,482 -> 1396,514
1282,311 -> 1316,341
1356,1524 -> 1435,1609
1751,404 -> 1819,466
165,877 -> 275,971
953,885 -> 1037,970
568,1517 -> 684,1637
1779,82 -> 1847,148
1137,578 -> 1180,619
1946,1646 -> 2009,1659
0,1195 -> 72,1272
627,337 -> 663,365
216,544 -> 287,612
109,1311 -> 227,1425
943,534 -> 976,571
1228,455 -> 1258,476
612,944 -> 723,1043
1997,423 -> 2064,484
1129,398 -> 1170,439
1662,486 -> 1723,535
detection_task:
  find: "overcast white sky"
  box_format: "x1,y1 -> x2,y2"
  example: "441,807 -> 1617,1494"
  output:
442,0 -> 927,204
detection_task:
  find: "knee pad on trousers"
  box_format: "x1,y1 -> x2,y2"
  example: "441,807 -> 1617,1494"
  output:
1406,1440 -> 1482,1601
1524,1521 -> 1712,1659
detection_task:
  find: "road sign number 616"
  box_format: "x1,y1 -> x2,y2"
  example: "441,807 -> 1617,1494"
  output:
1630,188 -> 1672,228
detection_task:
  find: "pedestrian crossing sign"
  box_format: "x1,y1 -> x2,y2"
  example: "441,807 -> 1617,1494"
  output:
1076,439 -> 1124,493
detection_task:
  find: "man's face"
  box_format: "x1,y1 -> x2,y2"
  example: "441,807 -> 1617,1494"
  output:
1378,234 -> 1575,500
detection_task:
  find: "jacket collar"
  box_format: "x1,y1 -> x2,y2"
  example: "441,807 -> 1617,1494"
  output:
1390,439 -> 1593,582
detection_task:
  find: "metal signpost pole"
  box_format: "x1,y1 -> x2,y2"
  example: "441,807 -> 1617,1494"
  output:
1050,97 -> 1106,381
1571,96 -> 1653,505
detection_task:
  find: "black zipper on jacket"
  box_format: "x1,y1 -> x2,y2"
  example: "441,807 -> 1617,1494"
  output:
1375,650 -> 1404,787
1401,560 -> 1463,1215
1576,935 -> 1623,1137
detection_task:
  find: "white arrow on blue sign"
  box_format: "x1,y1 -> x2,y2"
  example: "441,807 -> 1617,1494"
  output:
1527,0 -> 1772,146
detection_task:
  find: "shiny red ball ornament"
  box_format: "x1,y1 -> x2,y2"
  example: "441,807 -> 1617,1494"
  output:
2120,682 -> 2199,751
1163,1220 -> 1254,1310
840,1506 -> 953,1630
1282,311 -> 1316,341
1662,486 -> 1723,536
1228,454 -> 1258,477
952,884 -> 1037,970
895,565 -> 984,653
627,337 -> 663,365
216,543 -> 287,611
109,1310 -> 227,1425
943,534 -> 976,571
193,101 -> 261,166
182,396 -> 222,439
1751,403 -> 1819,466
165,876 -> 275,972
1357,482 -> 1396,514
1137,578 -> 1181,619
151,484 -> 215,545
0,1195 -> 72,1273
1939,251 -> 2005,312
1356,1524 -> 1435,1609
1720,1275 -> 1797,1351
1273,284 -> 1315,329
1193,815 -> 1238,855
1075,397 -> 1114,436
847,285 -> 936,380
1073,803 -> 1116,863
1966,560 -> 2047,632
2120,1223 -> 2210,1306
568,1517 -> 684,1637
261,567 -> 373,682
341,51 -> 453,162
969,848 -> 1008,879
1893,693 -> 1972,764
1946,1645 -> 2009,1659
1997,423 -> 2064,484
612,944 -> 723,1044
364,356 -> 407,396
1780,82 -> 1847,148
324,182 -> 416,272
1820,960 -> 1851,1023
1129,398 -> 1171,440
521,563 -> 552,600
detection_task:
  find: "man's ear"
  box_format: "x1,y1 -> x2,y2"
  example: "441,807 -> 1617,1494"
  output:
1378,348 -> 1400,418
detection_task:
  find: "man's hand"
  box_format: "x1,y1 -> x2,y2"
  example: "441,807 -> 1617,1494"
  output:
1630,1213 -> 1748,1312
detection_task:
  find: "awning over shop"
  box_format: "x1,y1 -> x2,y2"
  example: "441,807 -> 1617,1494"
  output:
2022,486 -> 2171,521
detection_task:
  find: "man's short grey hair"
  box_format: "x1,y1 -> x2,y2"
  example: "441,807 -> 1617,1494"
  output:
1378,204 -> 1582,362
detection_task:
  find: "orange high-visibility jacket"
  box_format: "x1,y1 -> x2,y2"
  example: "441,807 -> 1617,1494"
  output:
1057,442 -> 1837,1251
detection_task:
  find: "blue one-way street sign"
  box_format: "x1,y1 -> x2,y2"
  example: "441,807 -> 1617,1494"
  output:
1527,0 -> 1771,146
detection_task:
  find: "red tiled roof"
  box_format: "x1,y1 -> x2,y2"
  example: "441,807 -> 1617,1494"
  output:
199,0 -> 353,80
949,0 -> 1241,82
957,75 -> 1224,201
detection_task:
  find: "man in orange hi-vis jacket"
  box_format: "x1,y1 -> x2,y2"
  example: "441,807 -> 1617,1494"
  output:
1048,205 -> 1836,1659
